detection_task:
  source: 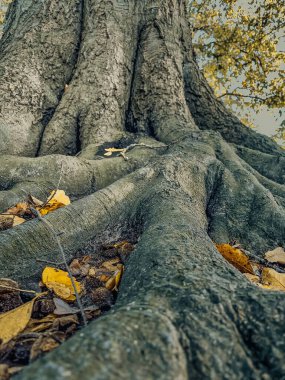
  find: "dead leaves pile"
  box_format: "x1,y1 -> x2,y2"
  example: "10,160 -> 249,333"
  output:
0,241 -> 135,379
0,190 -> 70,231
216,243 -> 285,291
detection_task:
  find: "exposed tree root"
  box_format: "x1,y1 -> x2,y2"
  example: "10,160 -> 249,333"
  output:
0,133 -> 284,379
0,136 -> 165,211
0,0 -> 285,379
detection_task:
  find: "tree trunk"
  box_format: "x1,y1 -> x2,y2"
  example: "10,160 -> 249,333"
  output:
0,1 -> 285,379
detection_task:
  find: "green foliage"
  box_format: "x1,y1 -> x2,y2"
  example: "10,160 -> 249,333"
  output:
189,0 -> 285,127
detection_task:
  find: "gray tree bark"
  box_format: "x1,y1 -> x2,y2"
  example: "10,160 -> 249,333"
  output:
0,1 -> 284,379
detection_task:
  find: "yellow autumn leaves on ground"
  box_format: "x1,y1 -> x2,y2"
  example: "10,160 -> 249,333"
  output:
216,244 -> 285,291
0,190 -> 70,231
0,241 -> 135,379
42,267 -> 81,302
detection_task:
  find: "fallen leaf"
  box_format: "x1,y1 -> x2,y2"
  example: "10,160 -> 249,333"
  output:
51,315 -> 79,334
0,364 -> 9,380
27,195 -> 43,207
101,258 -> 121,271
0,298 -> 37,344
39,190 -> 70,216
30,334 -> 61,361
88,268 -> 97,277
25,314 -> 56,333
264,247 -> 285,265
53,298 -> 79,315
12,216 -> 26,227
216,244 -> 254,274
244,273 -> 260,284
6,202 -> 29,217
69,258 -> 90,277
42,267 -> 81,301
104,147 -> 125,156
261,268 -> 285,291
105,266 -> 124,291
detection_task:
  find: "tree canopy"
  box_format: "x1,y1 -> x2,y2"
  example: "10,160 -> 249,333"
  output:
190,0 -> 285,130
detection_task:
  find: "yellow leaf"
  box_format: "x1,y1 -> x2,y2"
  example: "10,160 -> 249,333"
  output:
105,266 -> 124,291
104,147 -> 125,156
244,273 -> 260,284
39,190 -> 70,216
264,247 -> 285,265
261,268 -> 285,291
42,267 -> 81,301
216,244 -> 254,274
0,298 -> 36,344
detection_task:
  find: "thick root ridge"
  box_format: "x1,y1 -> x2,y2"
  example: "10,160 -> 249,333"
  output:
0,136 -> 163,211
8,136 -> 285,379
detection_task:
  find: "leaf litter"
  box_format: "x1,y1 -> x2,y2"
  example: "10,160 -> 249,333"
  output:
0,241 -> 135,379
0,190 -> 70,231
216,242 -> 285,291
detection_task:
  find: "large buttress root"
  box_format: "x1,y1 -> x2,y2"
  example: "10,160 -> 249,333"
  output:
0,137 -> 164,211
0,0 -> 82,156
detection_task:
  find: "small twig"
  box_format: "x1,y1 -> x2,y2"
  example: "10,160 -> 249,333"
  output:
117,143 -> 167,161
36,259 -> 65,266
0,284 -> 36,294
0,213 -> 20,217
244,250 -> 285,274
31,208 -> 87,326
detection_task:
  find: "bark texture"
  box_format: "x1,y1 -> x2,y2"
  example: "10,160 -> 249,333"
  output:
0,1 -> 284,380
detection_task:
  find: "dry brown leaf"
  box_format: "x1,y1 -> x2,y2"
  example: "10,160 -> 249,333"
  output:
216,244 -> 254,274
69,258 -> 90,277
53,298 -> 79,315
261,268 -> 285,291
0,364 -> 9,380
0,297 -> 37,344
27,194 -> 43,207
25,314 -> 56,333
30,334 -> 61,361
101,258 -> 121,271
42,267 -> 81,301
88,268 -> 97,277
12,216 -> 26,227
6,202 -> 29,216
264,247 -> 285,265
39,190 -> 70,216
